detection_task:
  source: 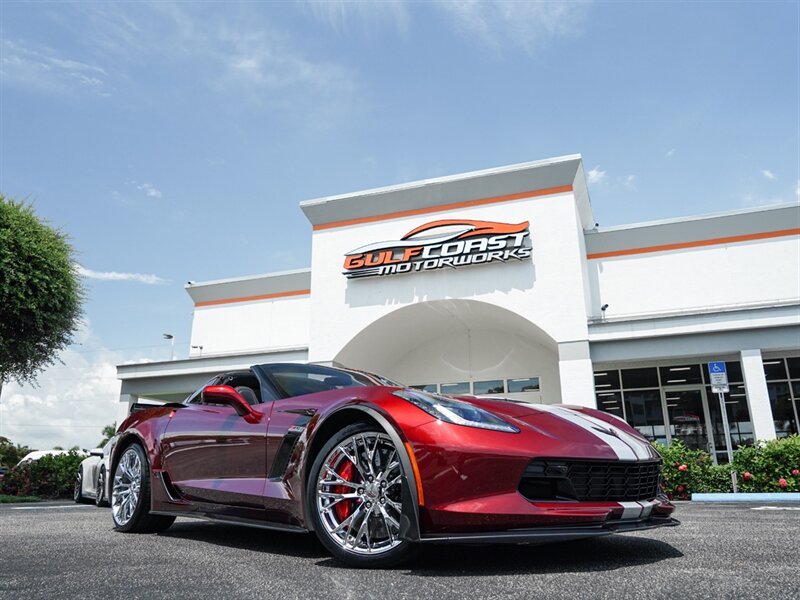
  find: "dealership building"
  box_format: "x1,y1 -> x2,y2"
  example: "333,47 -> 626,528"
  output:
117,155 -> 800,462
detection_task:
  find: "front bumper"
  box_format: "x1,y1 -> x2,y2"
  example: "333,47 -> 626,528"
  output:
416,516 -> 680,544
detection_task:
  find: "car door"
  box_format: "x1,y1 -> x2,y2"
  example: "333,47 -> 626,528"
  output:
160,373 -> 274,508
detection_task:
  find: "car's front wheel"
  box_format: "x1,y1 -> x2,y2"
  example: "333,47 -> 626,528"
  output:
111,443 -> 174,533
307,422 -> 417,568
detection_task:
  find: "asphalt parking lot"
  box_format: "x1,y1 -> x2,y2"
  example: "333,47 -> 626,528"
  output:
1,501 -> 798,600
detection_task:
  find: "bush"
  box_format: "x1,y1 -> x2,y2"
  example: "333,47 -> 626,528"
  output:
0,451 -> 85,499
654,436 -> 800,499
732,435 -> 800,492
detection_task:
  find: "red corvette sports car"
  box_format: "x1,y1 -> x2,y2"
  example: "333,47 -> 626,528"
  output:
110,363 -> 678,567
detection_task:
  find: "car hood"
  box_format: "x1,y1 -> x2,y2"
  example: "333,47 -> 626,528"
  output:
459,396 -> 660,461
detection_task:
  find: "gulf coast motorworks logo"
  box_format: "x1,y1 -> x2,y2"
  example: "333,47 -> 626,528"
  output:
342,219 -> 532,279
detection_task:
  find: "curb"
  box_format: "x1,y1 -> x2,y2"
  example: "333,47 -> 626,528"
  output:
691,493 -> 800,502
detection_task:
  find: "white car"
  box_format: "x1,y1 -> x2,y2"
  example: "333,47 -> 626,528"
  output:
17,449 -> 83,465
74,438 -> 115,507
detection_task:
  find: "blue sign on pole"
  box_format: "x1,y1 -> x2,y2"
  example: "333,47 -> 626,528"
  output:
709,361 -> 727,375
708,361 -> 729,392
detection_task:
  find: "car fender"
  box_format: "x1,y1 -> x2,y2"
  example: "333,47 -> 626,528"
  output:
303,403 -> 422,541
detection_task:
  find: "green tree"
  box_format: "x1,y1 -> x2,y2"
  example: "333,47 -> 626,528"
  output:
0,436 -> 33,468
0,195 -> 84,394
98,422 -> 117,447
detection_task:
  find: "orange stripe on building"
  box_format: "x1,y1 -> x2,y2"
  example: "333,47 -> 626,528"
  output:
587,228 -> 800,260
313,185 -> 573,231
195,289 -> 310,307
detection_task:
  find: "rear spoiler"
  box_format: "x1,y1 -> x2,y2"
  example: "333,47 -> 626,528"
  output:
129,402 -> 187,415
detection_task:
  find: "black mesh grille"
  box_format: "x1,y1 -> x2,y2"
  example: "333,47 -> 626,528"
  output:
519,458 -> 662,502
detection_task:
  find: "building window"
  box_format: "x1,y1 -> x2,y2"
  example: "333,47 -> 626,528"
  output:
440,382 -> 470,395
764,357 -> 800,438
594,361 -> 754,455
596,391 -> 623,418
473,380 -> 505,395
624,389 -> 666,444
411,384 -> 438,393
507,377 -> 540,393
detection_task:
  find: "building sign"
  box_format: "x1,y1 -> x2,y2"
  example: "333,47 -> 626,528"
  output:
343,219 -> 531,279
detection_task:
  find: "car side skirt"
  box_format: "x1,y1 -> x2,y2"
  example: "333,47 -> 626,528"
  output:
149,510 -> 308,534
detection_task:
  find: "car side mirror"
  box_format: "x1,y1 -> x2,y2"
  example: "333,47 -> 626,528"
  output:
89,449 -> 103,457
201,385 -> 261,423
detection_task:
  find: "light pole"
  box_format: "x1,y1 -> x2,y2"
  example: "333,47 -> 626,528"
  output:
163,333 -> 175,361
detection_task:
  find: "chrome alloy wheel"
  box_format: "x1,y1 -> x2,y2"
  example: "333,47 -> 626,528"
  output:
316,432 -> 405,555
112,447 -> 142,526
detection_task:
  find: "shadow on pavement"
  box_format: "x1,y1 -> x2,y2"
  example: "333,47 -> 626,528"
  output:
157,521 -> 329,560
397,535 -> 684,577
161,520 -> 682,574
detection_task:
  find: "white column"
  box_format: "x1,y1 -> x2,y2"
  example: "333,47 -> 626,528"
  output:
557,341 -> 595,408
740,349 -> 777,441
118,394 -> 138,423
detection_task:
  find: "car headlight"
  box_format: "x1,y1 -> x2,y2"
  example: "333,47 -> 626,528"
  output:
393,389 -> 519,433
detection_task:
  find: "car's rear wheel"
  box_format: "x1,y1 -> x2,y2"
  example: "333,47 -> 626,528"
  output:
95,468 -> 108,507
308,422 -> 417,568
111,443 -> 175,533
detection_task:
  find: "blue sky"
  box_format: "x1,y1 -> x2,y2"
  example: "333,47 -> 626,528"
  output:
1,1 -> 798,450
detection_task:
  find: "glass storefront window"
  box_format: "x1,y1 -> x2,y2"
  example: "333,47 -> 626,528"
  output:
705,385 -> 754,448
767,382 -> 798,437
596,391 -> 623,418
473,380 -> 504,395
660,364 -> 703,386
594,370 -> 620,390
763,359 -> 789,381
788,357 -> 800,379
621,367 -> 659,389
508,377 -> 540,393
623,389 -> 666,444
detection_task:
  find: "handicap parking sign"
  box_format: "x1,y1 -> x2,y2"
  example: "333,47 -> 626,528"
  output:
708,361 -> 729,392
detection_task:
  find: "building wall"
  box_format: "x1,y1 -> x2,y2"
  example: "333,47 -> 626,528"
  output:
587,235 -> 800,320
307,191 -> 592,366
189,295 -> 310,356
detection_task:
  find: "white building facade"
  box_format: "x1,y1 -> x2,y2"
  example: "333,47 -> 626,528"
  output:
117,155 -> 800,461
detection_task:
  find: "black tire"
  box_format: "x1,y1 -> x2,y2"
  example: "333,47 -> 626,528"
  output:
111,443 -> 175,533
307,422 -> 417,568
95,468 -> 109,507
74,469 -> 88,504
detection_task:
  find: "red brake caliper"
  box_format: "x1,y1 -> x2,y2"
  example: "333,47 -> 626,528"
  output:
334,460 -> 357,522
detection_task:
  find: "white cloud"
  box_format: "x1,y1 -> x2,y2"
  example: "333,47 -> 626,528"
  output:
303,1 -> 589,55
69,3 -> 362,122
587,166 -> 607,184
136,182 -> 162,198
0,330 -> 124,451
622,174 -> 636,190
76,264 -> 166,285
302,1 -> 410,33
795,180 -> 800,199
1,39 -> 109,96
434,0 -> 590,54
760,169 -> 776,180
666,148 -> 675,158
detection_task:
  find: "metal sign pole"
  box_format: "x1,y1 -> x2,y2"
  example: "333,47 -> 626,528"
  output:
717,390 -> 737,493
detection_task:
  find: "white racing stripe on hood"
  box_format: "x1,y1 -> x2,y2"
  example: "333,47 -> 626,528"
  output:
554,408 -> 654,461
531,405 -> 642,461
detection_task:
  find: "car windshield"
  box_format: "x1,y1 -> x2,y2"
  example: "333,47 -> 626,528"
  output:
259,363 -> 401,398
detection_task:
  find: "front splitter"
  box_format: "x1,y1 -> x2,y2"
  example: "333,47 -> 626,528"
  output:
416,517 -> 680,544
